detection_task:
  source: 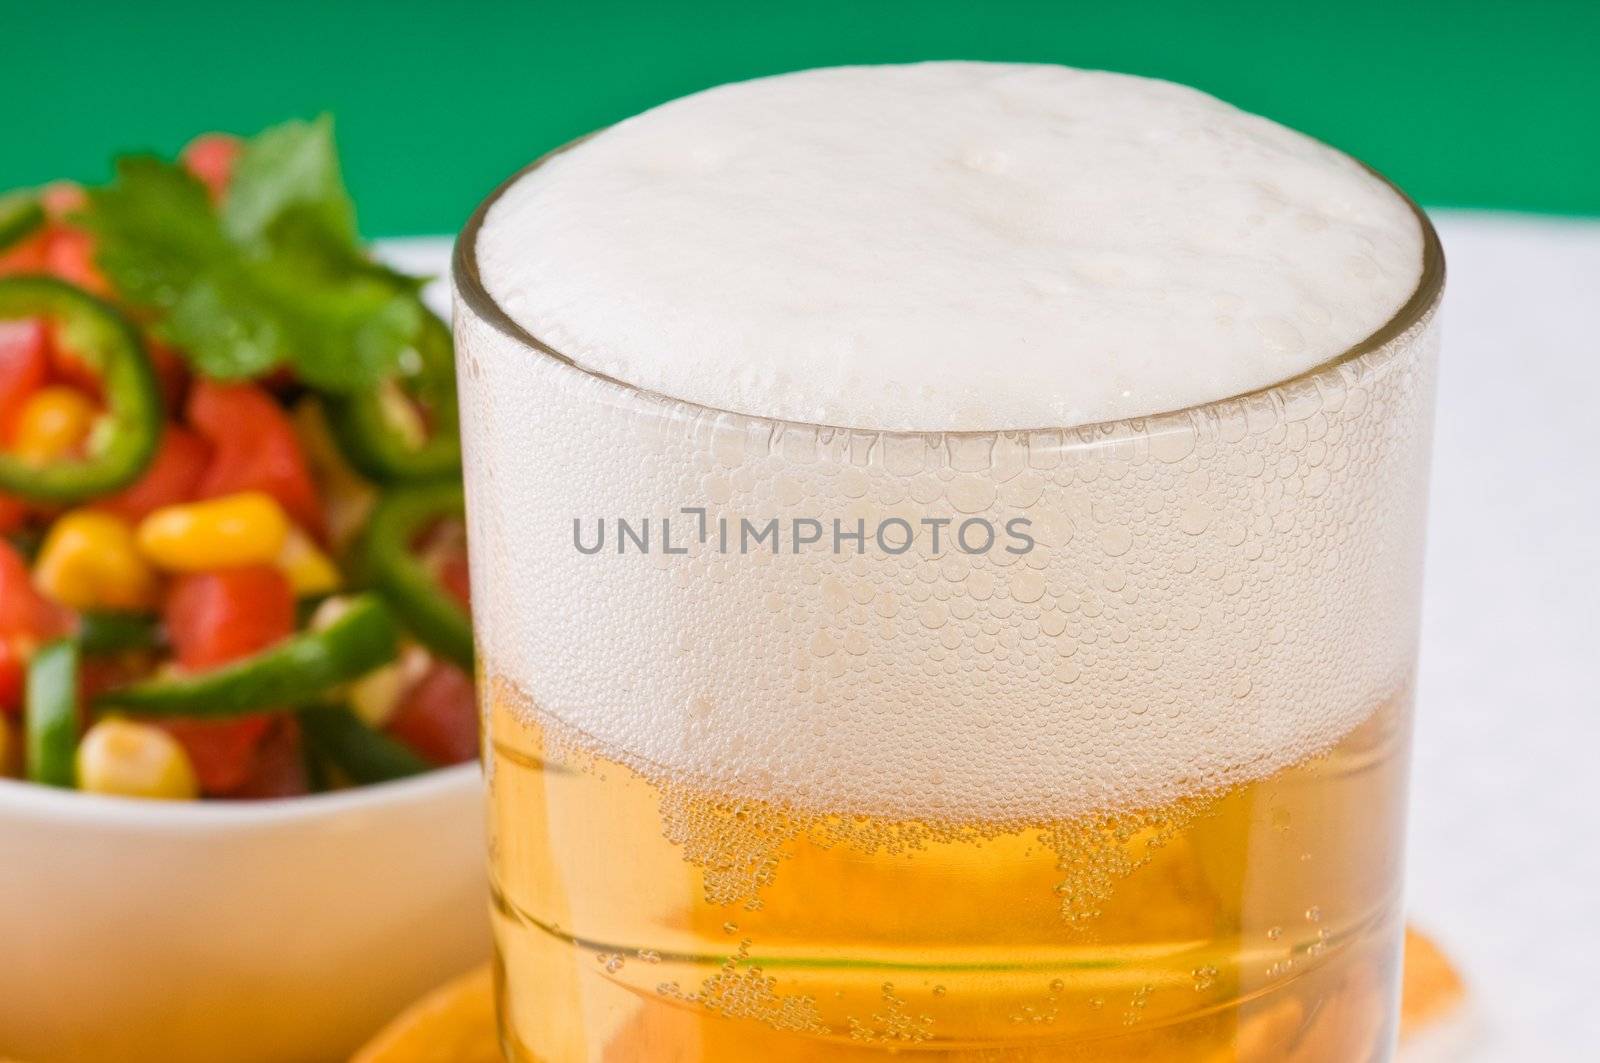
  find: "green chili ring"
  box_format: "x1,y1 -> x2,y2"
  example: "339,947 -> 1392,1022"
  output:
26,639 -> 80,787
77,611 -> 165,656
94,594 -> 399,719
325,309 -> 461,482
360,482 -> 473,670
298,703 -> 427,784
0,191 -> 45,251
0,277 -> 162,502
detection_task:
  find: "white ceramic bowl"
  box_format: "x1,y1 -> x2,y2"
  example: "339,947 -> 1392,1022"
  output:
0,765 -> 488,1063
0,238 -> 487,1062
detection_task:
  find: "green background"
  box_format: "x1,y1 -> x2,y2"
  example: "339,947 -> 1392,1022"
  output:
6,1 -> 1597,236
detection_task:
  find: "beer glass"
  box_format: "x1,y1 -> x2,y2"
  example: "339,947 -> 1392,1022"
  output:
454,153 -> 1442,1061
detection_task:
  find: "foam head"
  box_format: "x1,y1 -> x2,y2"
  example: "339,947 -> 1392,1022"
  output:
476,62 -> 1422,432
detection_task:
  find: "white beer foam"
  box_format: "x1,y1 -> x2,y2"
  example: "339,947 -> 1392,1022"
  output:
477,63 -> 1422,432
458,63 -> 1437,822
455,306 -> 1438,822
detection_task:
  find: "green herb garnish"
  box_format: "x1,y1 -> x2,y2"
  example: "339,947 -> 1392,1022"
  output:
81,117 -> 424,393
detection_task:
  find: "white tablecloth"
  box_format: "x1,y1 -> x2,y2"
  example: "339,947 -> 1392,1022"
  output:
1407,212 -> 1600,1061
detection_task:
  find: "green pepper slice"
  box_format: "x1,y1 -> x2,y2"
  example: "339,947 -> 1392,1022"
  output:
25,639 -> 79,787
0,277 -> 162,502
325,309 -> 460,483
94,594 -> 398,719
360,482 -> 473,670
0,190 -> 45,251
77,611 -> 164,656
298,703 -> 427,784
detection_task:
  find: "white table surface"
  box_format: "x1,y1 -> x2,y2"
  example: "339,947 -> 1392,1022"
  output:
1406,212 -> 1600,1061
388,211 -> 1600,1060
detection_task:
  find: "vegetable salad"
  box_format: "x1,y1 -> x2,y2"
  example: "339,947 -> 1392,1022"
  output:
0,121 -> 475,800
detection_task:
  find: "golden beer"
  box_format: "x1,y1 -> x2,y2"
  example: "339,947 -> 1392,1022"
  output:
489,683 -> 1410,1060
454,64 -> 1443,1062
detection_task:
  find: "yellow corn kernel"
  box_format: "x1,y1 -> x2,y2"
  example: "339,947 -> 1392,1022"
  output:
137,491 -> 290,572
33,509 -> 159,611
12,386 -> 97,463
276,525 -> 341,597
348,642 -> 431,728
76,719 -> 199,800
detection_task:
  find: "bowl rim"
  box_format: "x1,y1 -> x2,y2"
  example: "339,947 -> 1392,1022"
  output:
0,762 -> 480,832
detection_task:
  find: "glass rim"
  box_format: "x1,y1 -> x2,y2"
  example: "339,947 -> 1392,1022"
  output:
453,128 -> 1445,441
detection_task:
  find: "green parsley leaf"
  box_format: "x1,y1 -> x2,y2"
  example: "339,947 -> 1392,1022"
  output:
80,121 -> 425,393
223,115 -> 356,247
222,116 -> 423,294
83,156 -> 229,311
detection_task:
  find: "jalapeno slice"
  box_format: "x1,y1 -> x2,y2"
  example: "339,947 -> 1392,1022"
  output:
298,703 -> 428,784
94,594 -> 398,719
0,277 -> 162,502
77,611 -> 165,656
325,309 -> 460,483
360,482 -> 473,670
25,639 -> 80,787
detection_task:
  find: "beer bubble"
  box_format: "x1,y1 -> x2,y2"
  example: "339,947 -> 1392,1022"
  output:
948,476 -> 997,514
1098,525 -> 1134,557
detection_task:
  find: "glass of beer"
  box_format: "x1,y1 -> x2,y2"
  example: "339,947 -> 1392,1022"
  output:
454,64 -> 1442,1061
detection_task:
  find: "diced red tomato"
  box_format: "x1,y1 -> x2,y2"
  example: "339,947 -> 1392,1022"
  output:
438,552 -> 471,610
160,565 -> 295,794
161,716 -> 274,794
0,318 -> 49,439
0,540 -> 72,716
31,183 -> 108,296
43,226 -> 108,296
223,717 -> 309,799
181,134 -> 242,203
0,496 -> 27,535
0,540 -> 71,643
94,424 -> 209,523
187,381 -> 326,538
164,565 -> 294,671
0,639 -> 23,718
0,230 -> 47,276
387,660 -> 478,766
0,321 -> 47,527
